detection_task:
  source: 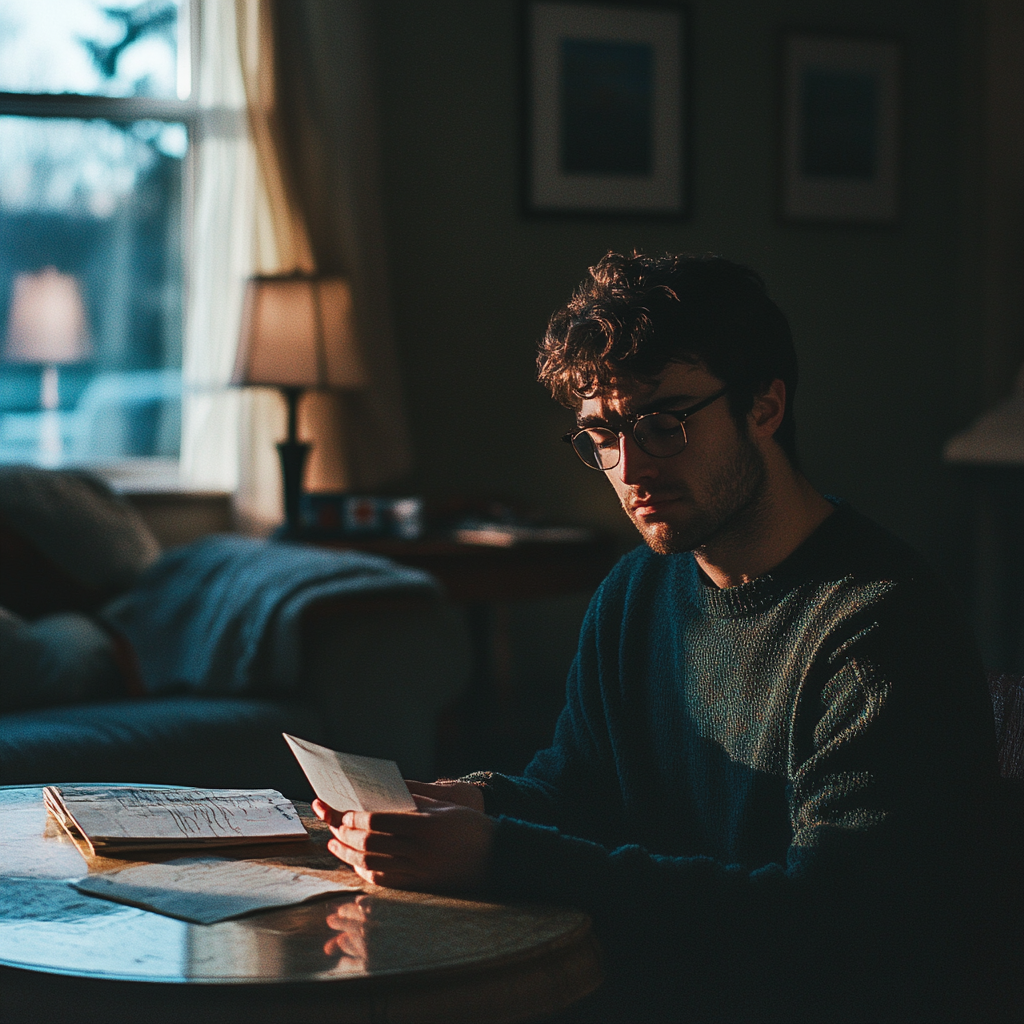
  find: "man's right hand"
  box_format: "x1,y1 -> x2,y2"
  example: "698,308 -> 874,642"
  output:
313,793 -> 494,891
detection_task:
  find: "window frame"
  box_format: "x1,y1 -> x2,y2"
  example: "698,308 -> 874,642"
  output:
0,1 -> 204,477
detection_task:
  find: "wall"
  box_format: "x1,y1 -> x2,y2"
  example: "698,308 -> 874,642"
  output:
371,0 -> 986,577
126,491 -> 233,549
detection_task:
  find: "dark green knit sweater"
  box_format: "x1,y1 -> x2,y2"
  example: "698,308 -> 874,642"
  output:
479,504 -> 1000,1022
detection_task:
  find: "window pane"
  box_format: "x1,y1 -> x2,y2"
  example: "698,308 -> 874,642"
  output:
0,116 -> 184,467
0,0 -> 184,99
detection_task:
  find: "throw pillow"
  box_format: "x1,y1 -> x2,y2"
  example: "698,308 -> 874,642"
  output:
0,466 -> 160,618
0,607 -> 125,712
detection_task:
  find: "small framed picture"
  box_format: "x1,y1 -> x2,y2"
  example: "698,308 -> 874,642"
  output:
523,1 -> 688,217
781,34 -> 901,223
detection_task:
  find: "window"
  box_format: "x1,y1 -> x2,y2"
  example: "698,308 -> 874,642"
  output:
0,0 -> 192,470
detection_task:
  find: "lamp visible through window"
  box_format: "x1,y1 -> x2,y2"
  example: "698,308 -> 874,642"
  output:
231,274 -> 367,536
3,266 -> 93,467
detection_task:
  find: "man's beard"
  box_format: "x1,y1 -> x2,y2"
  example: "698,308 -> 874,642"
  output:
623,436 -> 768,556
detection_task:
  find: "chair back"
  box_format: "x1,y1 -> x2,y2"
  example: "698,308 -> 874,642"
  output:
989,672 -> 1024,781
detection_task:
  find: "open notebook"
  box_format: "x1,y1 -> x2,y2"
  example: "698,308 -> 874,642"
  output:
43,785 -> 308,856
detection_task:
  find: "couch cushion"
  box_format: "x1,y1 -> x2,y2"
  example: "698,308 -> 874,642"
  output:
0,609 -> 124,712
0,466 -> 160,617
0,697 -> 323,801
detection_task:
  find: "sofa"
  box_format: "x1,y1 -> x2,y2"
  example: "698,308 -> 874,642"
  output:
0,468 -> 470,799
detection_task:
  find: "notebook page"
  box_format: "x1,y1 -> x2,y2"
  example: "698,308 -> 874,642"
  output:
74,855 -> 361,924
48,787 -> 308,843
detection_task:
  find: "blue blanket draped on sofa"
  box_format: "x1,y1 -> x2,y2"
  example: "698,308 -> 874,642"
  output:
102,536 -> 439,697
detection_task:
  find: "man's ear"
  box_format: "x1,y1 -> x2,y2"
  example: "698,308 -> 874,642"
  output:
748,379 -> 786,440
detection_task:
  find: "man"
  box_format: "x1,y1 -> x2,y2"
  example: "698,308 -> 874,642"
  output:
316,253 -> 1000,1021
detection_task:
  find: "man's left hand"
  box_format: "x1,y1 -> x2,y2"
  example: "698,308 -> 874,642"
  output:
314,795 -> 494,892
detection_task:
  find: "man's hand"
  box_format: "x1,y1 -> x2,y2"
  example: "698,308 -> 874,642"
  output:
312,794 -> 494,891
322,895 -> 374,967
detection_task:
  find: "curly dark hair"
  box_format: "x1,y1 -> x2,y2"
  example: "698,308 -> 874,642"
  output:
537,251 -> 800,465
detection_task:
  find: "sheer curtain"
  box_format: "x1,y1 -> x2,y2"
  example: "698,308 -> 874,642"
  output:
180,0 -> 411,529
180,0 -> 281,526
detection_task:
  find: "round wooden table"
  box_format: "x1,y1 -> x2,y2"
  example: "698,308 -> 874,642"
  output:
0,786 -> 602,1023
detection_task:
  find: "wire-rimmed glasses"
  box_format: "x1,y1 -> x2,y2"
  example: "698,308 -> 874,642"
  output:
562,387 -> 729,471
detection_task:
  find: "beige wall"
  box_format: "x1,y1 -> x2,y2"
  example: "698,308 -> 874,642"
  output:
366,0 -> 1003,573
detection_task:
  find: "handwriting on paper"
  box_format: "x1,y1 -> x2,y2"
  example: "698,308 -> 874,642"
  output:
283,735 -> 417,813
43,787 -> 308,854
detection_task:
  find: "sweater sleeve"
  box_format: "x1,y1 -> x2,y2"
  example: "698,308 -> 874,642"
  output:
479,568 -> 803,916
478,578 -> 996,1017
491,597 -> 985,879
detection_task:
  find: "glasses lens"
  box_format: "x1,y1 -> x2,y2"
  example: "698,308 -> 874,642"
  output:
634,413 -> 686,457
572,428 -> 620,470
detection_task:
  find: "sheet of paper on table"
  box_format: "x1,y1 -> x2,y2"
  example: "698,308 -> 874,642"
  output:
43,786 -> 308,855
73,855 -> 363,924
283,734 -> 417,813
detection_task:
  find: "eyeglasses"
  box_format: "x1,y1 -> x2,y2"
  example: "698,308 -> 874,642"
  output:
562,387 -> 729,471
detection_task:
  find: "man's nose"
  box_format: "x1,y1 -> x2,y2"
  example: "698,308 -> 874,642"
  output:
616,431 -> 658,486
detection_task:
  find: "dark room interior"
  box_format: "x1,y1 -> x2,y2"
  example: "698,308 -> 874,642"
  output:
0,2 -> 1020,1021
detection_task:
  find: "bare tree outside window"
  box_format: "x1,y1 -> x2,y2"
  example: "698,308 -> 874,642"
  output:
0,0 -> 191,469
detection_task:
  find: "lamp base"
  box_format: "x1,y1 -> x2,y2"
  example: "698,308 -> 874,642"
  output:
276,439 -> 310,540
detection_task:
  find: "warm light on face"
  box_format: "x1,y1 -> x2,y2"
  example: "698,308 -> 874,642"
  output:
581,363 -> 766,556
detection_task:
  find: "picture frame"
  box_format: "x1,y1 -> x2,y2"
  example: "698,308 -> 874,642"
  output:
522,1 -> 689,218
781,34 -> 901,223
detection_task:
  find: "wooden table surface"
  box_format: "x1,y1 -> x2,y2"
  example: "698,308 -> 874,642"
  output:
0,786 -> 601,1023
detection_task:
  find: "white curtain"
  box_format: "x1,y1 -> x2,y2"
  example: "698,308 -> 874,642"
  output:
179,0 -> 282,529
180,0 -> 412,527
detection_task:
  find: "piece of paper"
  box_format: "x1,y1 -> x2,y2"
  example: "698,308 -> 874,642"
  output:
283,734 -> 417,813
43,786 -> 308,854
73,856 -> 362,924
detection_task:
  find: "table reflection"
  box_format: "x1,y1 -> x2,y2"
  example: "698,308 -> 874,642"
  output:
0,876 -> 189,979
185,894 -> 367,980
323,894 -> 375,971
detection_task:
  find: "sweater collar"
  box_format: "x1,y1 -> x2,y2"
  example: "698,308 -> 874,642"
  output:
679,499 -> 850,617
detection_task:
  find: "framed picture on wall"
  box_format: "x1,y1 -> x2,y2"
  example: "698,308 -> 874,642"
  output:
781,34 -> 901,223
522,2 -> 689,217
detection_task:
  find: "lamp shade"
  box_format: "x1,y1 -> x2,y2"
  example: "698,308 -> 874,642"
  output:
944,363 -> 1024,467
231,275 -> 368,390
4,266 -> 92,365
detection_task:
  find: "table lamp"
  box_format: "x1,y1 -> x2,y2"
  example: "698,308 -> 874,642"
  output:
3,266 -> 93,467
943,363 -> 1024,466
231,274 -> 368,537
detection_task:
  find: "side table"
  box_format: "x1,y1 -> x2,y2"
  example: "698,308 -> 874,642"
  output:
312,534 -> 618,602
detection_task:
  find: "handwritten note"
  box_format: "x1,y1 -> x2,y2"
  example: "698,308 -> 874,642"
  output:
74,856 -> 362,924
43,787 -> 308,855
283,735 -> 417,813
